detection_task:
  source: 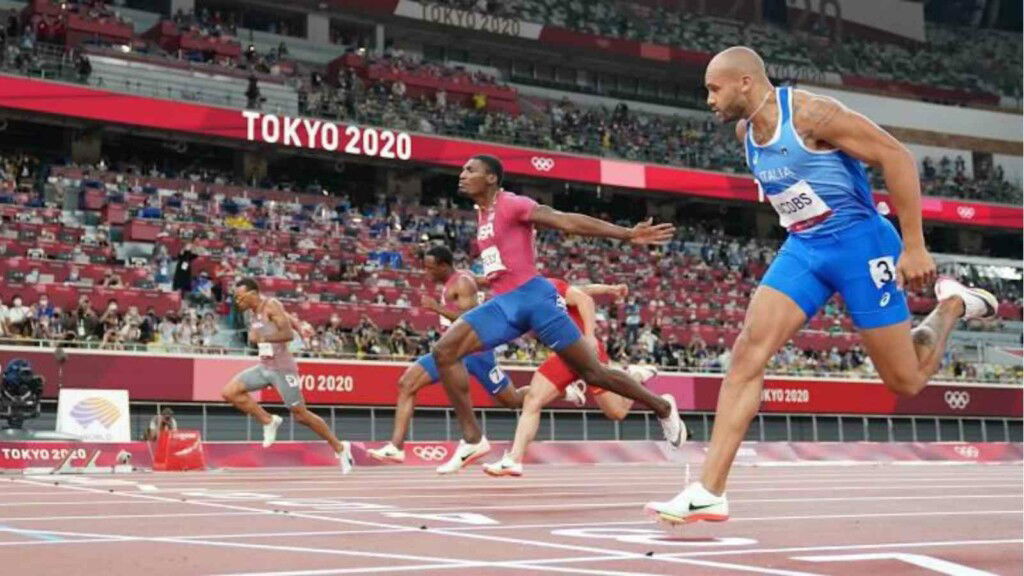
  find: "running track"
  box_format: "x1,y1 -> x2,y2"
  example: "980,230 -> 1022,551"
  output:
1,462 -> 1021,575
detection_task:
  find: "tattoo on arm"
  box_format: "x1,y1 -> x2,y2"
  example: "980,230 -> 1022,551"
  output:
797,96 -> 841,141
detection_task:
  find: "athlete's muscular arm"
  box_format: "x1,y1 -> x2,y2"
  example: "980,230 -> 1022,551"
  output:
794,91 -> 935,292
423,276 -> 479,323
579,283 -> 629,299
261,299 -> 295,343
287,312 -> 314,345
529,205 -> 675,245
564,286 -> 597,337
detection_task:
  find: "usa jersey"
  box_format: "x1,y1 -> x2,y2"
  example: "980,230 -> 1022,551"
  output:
744,86 -> 877,237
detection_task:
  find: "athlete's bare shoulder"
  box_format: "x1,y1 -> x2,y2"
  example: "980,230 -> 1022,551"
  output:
451,271 -> 478,298
264,297 -> 287,317
791,89 -> 845,146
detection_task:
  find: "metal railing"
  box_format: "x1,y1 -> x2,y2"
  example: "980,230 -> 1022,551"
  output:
3,338 -> 1021,384
26,399 -> 1024,444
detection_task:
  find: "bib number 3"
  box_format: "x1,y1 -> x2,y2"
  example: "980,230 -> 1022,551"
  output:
868,256 -> 896,289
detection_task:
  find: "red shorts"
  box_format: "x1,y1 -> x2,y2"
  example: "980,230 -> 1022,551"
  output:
536,340 -> 609,396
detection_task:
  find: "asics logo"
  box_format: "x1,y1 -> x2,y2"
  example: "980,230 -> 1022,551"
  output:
879,292 -> 890,307
412,446 -> 449,461
531,156 -> 555,172
956,206 -> 976,220
943,390 -> 970,410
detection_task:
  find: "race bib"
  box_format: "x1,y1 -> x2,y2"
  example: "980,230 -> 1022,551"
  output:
480,246 -> 507,276
768,180 -> 832,232
257,342 -> 274,358
868,256 -> 896,289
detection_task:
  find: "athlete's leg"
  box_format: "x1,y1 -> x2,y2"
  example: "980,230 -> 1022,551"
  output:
493,385 -> 526,409
595,391 -> 633,421
432,319 -> 489,443
556,339 -> 671,418
290,404 -> 343,453
859,297 -> 964,397
391,361 -> 437,448
508,373 -> 561,462
221,373 -> 272,426
701,285 -> 807,495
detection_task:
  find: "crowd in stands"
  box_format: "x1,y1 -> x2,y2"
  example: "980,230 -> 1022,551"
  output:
0,6 -> 1019,205
866,156 -> 1021,204
306,52 -> 1021,203
437,0 -> 1023,102
0,152 -> 1017,384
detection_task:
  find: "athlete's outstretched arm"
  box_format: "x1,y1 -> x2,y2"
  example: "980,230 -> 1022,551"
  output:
796,94 -> 934,291
579,283 -> 628,299
529,205 -> 675,245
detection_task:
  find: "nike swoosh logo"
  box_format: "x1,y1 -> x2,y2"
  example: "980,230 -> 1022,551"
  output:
460,450 -> 477,463
688,502 -> 717,511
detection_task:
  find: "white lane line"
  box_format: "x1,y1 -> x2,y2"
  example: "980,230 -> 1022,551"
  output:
137,473 -> 1023,491
1,483 -> 1018,504
14,477 -> 1019,576
3,509 -> 1020,542
306,493 -> 1021,514
0,511 -> 267,522
0,524 -> 483,568
653,538 -> 1024,560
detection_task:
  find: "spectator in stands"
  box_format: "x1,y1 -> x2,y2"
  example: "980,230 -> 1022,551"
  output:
0,296 -> 8,338
6,295 -> 30,337
34,294 -> 54,321
191,271 -> 214,305
353,314 -> 381,357
173,243 -> 198,297
245,74 -> 262,110
75,53 -> 91,83
141,408 -> 177,441
100,270 -> 124,288
99,299 -> 122,348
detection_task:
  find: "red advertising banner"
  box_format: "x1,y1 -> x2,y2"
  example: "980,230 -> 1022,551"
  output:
0,347 -> 1019,417
0,75 -> 1017,229
0,440 -> 1019,470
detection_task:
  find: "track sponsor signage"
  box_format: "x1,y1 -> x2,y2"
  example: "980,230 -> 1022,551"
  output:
56,388 -> 131,442
0,76 -> 1017,229
0,440 -> 1018,470
1,346 -> 1017,417
394,1 -> 542,39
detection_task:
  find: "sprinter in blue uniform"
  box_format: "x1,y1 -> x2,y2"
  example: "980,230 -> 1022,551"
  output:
645,46 -> 999,525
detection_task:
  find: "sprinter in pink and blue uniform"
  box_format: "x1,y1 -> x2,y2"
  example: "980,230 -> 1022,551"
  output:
429,154 -> 686,474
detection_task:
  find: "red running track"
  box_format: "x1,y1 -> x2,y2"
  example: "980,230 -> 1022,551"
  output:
0,462 -> 1021,575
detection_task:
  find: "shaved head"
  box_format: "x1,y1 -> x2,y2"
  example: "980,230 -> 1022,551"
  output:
706,46 -> 768,82
704,46 -> 773,123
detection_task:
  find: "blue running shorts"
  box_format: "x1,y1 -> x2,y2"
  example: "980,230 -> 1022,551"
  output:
760,215 -> 910,329
416,349 -> 510,396
460,276 -> 582,352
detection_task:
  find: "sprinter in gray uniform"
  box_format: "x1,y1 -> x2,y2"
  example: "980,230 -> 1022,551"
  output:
221,277 -> 354,473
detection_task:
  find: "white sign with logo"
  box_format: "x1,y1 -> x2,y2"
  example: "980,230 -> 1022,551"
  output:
56,388 -> 131,443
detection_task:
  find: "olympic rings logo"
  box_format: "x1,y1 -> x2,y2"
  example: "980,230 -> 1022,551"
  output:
412,445 -> 449,461
944,390 -> 970,410
531,156 -> 555,172
954,445 -> 980,459
956,206 -> 976,220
